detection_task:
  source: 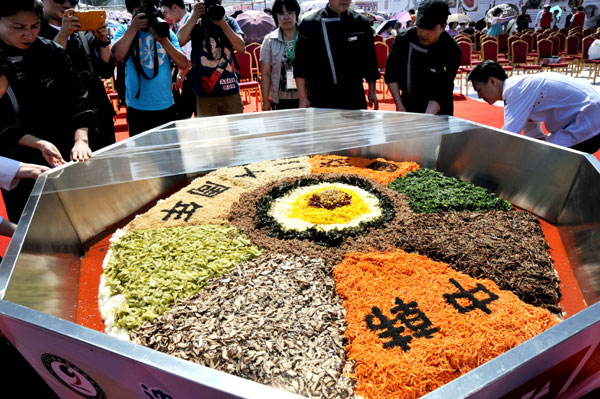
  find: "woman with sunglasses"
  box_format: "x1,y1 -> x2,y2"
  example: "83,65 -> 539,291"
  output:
259,0 -> 301,111
0,0 -> 94,222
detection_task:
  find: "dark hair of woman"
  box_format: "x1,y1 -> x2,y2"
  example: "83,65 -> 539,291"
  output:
271,0 -> 301,27
0,0 -> 43,18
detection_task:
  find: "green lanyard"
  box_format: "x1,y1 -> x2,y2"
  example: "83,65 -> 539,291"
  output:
284,29 -> 298,64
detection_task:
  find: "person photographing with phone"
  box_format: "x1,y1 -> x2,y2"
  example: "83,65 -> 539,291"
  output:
40,0 -> 117,150
176,0 -> 246,117
111,0 -> 188,136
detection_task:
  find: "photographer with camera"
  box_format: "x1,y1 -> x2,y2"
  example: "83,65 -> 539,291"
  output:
177,0 -> 246,117
39,0 -> 117,150
160,0 -> 195,119
111,0 -> 188,136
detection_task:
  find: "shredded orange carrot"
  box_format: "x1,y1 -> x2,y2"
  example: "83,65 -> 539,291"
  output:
333,250 -> 559,399
309,155 -> 420,185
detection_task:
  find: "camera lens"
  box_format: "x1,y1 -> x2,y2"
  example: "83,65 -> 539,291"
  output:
207,5 -> 225,21
154,19 -> 170,38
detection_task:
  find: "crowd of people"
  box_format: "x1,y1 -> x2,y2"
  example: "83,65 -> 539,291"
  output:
1,0 -> 600,235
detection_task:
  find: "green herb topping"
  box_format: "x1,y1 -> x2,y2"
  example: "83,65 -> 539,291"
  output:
388,168 -> 512,214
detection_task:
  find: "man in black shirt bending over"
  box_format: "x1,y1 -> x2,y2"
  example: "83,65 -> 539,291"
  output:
385,0 -> 461,116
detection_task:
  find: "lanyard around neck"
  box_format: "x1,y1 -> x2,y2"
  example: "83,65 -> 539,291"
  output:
283,29 -> 298,63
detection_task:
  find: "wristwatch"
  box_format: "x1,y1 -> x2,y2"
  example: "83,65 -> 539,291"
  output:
98,40 -> 111,48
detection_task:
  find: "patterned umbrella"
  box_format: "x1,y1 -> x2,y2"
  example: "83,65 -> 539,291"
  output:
448,13 -> 473,24
485,4 -> 519,21
236,10 -> 277,44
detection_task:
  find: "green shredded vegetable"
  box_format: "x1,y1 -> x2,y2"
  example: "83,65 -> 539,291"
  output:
388,168 -> 513,213
104,225 -> 262,330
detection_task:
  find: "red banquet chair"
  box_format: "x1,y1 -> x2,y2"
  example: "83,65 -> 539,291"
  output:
577,36 -> 600,84
252,44 -> 262,78
535,39 -> 567,73
522,33 -> 535,56
384,36 -> 394,53
481,40 -> 513,74
554,32 -> 566,54
565,35 -> 582,75
245,42 -> 261,79
234,51 -> 261,111
374,41 -> 389,100
481,40 -> 509,64
536,38 -> 553,62
507,35 -> 521,60
497,32 -> 509,54
511,40 -> 542,74
457,41 -> 480,95
548,35 -> 560,57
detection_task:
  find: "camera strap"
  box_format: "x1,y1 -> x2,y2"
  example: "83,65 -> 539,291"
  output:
6,86 -> 20,123
131,34 -> 160,99
78,32 -> 96,77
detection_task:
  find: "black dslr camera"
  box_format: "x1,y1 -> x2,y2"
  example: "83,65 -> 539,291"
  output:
137,1 -> 170,38
203,0 -> 225,21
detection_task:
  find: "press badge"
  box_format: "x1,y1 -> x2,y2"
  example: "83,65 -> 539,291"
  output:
286,69 -> 297,90
348,36 -> 357,41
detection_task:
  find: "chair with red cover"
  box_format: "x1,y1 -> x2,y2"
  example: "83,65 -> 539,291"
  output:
572,32 -> 584,51
582,28 -> 594,37
577,35 -> 600,83
374,41 -> 389,100
554,32 -> 566,54
536,38 -> 552,59
481,40 -> 513,74
245,42 -> 261,79
565,35 -> 582,75
507,35 -> 519,60
535,38 -> 567,73
548,35 -> 560,57
522,33 -> 535,56
457,41 -> 480,94
497,32 -> 509,54
512,40 -> 542,74
234,50 -> 261,111
374,34 -> 383,43
473,30 -> 481,52
384,36 -> 394,53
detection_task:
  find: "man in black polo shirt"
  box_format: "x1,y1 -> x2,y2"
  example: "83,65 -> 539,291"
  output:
385,0 -> 460,116
294,0 -> 380,110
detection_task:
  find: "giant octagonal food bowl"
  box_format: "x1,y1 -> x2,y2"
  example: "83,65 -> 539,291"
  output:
1,109 -> 599,399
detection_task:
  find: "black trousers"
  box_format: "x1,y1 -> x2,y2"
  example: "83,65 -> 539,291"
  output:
570,133 -> 600,154
89,110 -> 116,151
309,81 -> 367,110
271,99 -> 299,110
173,75 -> 196,120
126,105 -> 177,137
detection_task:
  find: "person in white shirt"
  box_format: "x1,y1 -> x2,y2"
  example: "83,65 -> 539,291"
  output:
467,60 -> 600,154
161,0 -> 195,119
0,157 -> 49,237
